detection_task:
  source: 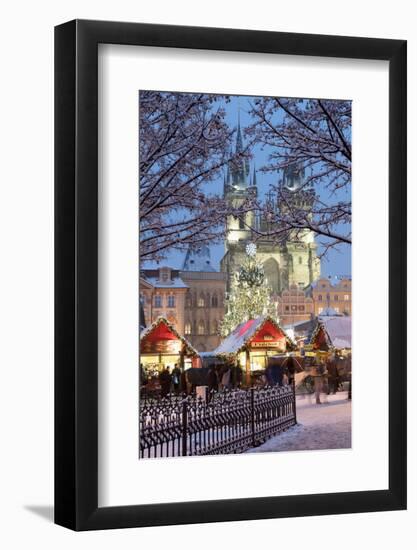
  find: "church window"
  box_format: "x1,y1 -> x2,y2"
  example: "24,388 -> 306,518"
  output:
197,294 -> 205,307
185,292 -> 192,307
239,217 -> 245,229
185,322 -> 191,335
198,320 -> 205,335
211,294 -> 218,307
167,295 -> 175,308
154,294 -> 162,308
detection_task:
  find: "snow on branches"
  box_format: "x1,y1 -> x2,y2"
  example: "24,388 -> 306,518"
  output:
247,97 -> 352,249
139,91 -> 251,261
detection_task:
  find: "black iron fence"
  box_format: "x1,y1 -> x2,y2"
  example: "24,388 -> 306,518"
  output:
139,385 -> 296,458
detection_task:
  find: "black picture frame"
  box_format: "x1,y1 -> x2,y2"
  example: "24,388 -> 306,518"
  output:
55,19 -> 407,531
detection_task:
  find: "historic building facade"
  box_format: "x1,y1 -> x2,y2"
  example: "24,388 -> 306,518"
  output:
180,246 -> 226,352
307,276 -> 352,316
276,283 -> 315,326
140,266 -> 188,335
220,119 -> 321,296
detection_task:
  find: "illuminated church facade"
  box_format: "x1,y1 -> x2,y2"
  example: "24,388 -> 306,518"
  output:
220,120 -> 321,296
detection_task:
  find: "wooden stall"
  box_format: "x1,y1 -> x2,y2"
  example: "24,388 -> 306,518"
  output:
214,316 -> 296,386
140,317 -> 199,381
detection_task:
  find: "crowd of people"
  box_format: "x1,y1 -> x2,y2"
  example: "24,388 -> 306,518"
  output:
140,352 -> 349,402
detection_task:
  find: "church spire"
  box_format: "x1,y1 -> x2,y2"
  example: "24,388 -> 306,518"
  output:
252,164 -> 258,188
235,109 -> 243,153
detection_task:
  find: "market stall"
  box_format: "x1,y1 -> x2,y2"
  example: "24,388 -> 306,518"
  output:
309,316 -> 352,387
214,316 -> 296,386
140,317 -> 199,384
310,316 -> 351,353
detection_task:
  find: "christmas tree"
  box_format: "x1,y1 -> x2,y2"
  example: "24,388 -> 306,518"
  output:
220,243 -> 277,336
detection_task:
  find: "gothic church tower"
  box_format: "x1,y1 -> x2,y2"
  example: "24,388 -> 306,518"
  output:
220,117 -> 321,296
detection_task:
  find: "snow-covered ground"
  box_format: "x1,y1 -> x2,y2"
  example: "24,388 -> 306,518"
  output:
247,391 -> 351,453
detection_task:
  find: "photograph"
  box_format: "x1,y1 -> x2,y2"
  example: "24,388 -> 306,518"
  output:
139,91 -> 352,458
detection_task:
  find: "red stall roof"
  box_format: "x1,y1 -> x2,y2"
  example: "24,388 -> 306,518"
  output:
214,316 -> 296,356
140,317 -> 198,356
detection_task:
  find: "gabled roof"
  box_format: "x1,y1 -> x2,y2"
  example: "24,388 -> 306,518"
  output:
140,316 -> 198,356
144,276 -> 188,289
214,316 -> 296,356
310,316 -> 351,350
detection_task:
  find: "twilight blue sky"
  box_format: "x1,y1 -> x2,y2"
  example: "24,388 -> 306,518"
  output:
143,94 -> 351,278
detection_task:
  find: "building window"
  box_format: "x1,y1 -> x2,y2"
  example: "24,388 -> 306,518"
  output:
298,256 -> 302,264
167,295 -> 175,308
184,322 -> 191,335
334,307 -> 339,313
334,295 -> 339,301
344,294 -> 349,301
318,295 -> 323,301
239,217 -> 245,230
185,293 -> 192,307
154,295 -> 162,308
211,320 -> 218,334
318,307 -> 323,314
285,306 -> 289,312
197,294 -> 205,307
211,294 -> 218,307
299,305 -> 305,311
198,320 -> 205,335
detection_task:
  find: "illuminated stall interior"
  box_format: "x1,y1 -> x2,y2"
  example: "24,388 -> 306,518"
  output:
140,316 -> 199,379
214,316 -> 296,385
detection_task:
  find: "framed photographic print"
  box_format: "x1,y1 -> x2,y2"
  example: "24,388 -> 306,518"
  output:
55,19 -> 407,530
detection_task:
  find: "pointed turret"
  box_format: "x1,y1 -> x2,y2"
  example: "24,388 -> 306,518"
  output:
252,165 -> 258,188
236,111 -> 243,153
230,114 -> 249,190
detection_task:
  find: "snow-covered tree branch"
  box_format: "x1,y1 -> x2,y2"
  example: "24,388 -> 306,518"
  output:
246,97 -> 352,248
139,91 -> 251,261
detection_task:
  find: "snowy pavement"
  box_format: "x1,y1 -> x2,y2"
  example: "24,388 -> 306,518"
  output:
247,391 -> 351,453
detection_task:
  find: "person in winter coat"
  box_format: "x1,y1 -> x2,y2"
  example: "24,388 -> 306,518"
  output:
327,354 -> 340,394
312,361 -> 327,404
171,364 -> 181,394
220,366 -> 232,390
159,366 -> 172,397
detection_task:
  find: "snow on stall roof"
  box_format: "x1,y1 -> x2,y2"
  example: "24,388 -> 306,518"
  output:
214,316 -> 295,355
319,316 -> 352,349
140,316 -> 198,356
318,307 -> 340,318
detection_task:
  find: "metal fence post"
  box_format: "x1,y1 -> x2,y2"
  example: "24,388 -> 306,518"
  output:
251,387 -> 256,447
292,379 -> 297,424
182,400 -> 188,456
